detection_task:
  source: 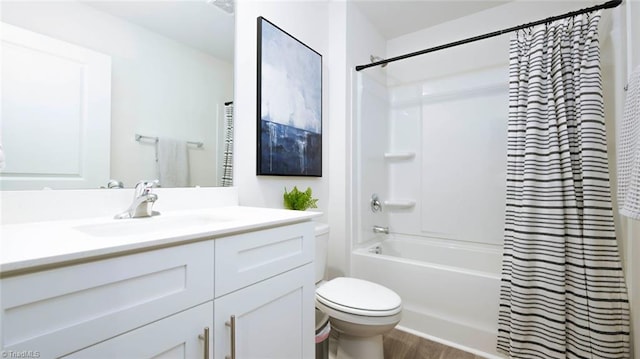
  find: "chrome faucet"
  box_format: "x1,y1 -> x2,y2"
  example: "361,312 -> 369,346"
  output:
106,179 -> 123,189
372,225 -> 389,234
114,180 -> 159,219
370,194 -> 383,213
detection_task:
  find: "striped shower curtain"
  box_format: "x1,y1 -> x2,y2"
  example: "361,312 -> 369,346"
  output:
221,102 -> 234,187
497,12 -> 630,358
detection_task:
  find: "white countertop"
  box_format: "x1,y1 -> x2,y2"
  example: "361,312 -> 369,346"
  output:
0,206 -> 321,275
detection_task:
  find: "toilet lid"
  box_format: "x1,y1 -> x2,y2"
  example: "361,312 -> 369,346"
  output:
315,277 -> 402,316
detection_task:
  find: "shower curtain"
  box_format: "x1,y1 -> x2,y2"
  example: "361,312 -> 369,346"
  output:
497,12 -> 630,358
221,102 -> 234,187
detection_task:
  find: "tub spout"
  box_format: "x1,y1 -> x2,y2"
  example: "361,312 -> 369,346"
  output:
372,225 -> 389,234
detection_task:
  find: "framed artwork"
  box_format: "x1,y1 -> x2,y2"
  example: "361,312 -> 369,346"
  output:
257,16 -> 322,177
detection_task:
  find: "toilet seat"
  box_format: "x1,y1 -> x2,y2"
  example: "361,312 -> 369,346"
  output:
315,277 -> 402,317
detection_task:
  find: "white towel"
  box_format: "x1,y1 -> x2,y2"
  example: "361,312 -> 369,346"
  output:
618,65 -> 640,219
156,137 -> 189,187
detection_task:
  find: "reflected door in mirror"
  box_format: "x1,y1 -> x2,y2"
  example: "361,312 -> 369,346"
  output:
0,23 -> 111,190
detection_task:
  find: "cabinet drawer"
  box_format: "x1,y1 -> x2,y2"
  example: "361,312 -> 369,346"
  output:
1,240 -> 214,358
215,222 -> 313,297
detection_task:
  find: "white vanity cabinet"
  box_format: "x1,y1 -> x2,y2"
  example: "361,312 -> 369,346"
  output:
0,219 -> 315,359
213,222 -> 315,359
0,240 -> 215,358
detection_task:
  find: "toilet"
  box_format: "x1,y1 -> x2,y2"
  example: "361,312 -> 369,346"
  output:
314,223 -> 402,359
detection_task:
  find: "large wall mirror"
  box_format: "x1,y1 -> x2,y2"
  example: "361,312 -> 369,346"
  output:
0,1 -> 234,190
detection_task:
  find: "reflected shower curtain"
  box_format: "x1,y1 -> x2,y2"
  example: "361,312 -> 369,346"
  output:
498,12 -> 630,358
221,102 -> 234,187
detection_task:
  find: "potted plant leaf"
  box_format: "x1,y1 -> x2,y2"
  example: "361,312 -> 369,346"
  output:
283,186 -> 318,211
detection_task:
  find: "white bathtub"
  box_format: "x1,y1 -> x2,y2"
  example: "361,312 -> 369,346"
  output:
352,235 -> 502,358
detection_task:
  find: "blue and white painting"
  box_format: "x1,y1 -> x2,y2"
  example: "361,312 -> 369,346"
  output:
258,17 -> 322,176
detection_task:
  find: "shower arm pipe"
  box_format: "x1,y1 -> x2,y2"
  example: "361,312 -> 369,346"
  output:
355,0 -> 622,71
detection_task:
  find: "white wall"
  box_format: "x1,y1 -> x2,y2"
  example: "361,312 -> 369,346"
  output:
0,1 -> 233,188
233,0 -> 388,278
326,1 -> 349,278
347,2 -> 387,86
233,1 -> 330,217
233,0 -> 356,280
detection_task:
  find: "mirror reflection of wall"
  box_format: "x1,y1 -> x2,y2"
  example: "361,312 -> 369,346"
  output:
0,1 -> 234,190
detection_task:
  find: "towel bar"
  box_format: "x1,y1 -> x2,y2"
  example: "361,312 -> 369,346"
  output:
135,134 -> 203,148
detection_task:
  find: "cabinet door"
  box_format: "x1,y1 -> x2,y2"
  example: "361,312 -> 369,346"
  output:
214,264 -> 315,359
1,240 -> 214,357
64,302 -> 213,359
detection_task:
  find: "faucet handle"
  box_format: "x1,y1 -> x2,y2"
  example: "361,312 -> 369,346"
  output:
371,194 -> 383,213
107,179 -> 124,189
135,179 -> 159,188
134,180 -> 160,196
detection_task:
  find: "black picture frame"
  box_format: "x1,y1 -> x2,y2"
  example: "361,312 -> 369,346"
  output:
257,16 -> 322,177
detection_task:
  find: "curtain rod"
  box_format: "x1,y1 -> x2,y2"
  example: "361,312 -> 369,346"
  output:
355,0 -> 622,71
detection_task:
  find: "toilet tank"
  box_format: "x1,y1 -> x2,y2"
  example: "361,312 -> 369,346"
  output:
314,223 -> 329,284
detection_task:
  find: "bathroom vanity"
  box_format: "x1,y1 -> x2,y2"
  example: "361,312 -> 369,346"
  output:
0,188 -> 319,359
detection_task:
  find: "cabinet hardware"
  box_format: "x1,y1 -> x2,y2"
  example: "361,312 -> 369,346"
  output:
198,326 -> 210,359
225,315 -> 236,359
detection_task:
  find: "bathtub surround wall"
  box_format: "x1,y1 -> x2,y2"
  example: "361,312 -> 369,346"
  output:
356,74 -> 391,241
354,68 -> 506,357
388,66 -> 508,246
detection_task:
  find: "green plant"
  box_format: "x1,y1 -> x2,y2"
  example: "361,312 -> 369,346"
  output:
283,186 -> 318,211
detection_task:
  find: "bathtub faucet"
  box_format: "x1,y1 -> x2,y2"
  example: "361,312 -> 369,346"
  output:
372,225 -> 389,234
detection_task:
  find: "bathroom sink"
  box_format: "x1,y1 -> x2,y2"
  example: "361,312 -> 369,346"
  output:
73,212 -> 233,238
